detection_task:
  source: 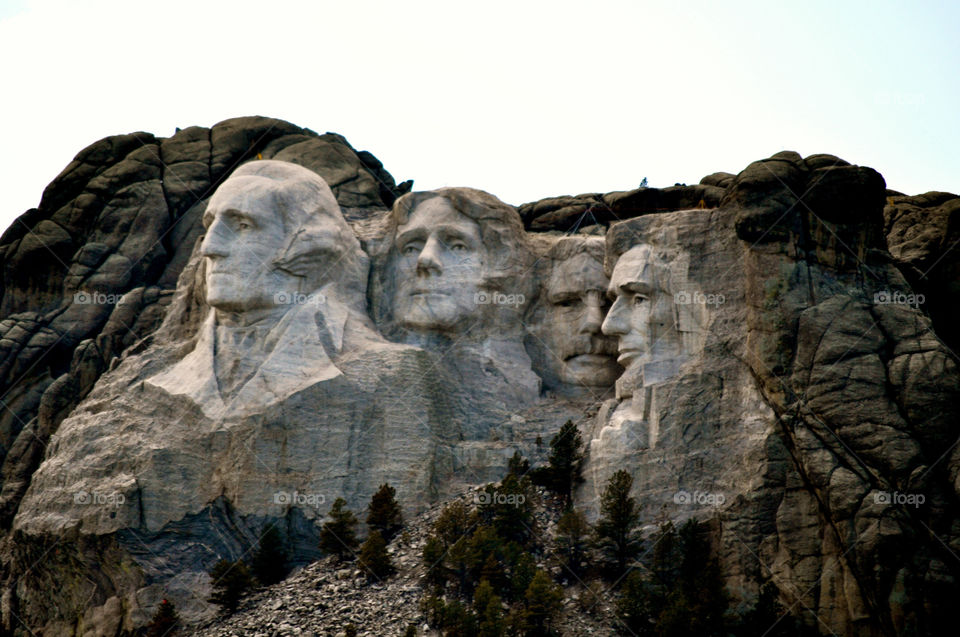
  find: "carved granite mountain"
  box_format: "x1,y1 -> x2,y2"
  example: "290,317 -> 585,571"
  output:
0,120 -> 957,637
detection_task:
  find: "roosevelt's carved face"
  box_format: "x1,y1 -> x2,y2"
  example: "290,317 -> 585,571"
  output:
543,252 -> 621,387
601,245 -> 677,374
393,197 -> 485,332
200,184 -> 304,314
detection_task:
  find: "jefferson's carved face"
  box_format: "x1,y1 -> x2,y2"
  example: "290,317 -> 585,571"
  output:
601,245 -> 676,374
200,183 -> 303,313
544,252 -> 621,387
393,197 -> 485,331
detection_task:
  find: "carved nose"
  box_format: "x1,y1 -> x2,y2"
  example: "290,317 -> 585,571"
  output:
416,236 -> 443,275
200,221 -> 230,258
601,297 -> 628,336
580,303 -> 605,334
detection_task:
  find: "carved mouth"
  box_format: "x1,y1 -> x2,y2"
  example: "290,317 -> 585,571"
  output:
616,348 -> 642,365
564,353 -> 614,364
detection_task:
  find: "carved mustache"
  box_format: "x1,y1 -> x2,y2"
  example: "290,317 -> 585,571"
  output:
562,336 -> 619,360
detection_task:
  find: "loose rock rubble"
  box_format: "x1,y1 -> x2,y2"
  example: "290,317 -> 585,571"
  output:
188,486 -> 619,636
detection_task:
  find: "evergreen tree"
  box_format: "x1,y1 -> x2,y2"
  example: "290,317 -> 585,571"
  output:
251,524 -> 288,586
545,421 -> 585,506
480,474 -> 533,546
434,501 -> 478,546
595,470 -> 640,577
422,534 -> 448,589
508,450 -> 530,477
145,598 -> 179,637
358,529 -> 396,581
615,571 -> 656,636
655,519 -> 728,636
443,599 -> 478,636
474,579 -> 506,637
509,551 -> 538,601
366,483 -> 403,542
522,570 -> 564,637
649,521 -> 680,590
736,581 -> 802,637
419,594 -> 446,628
555,508 -> 590,579
207,559 -> 255,614
319,497 -> 359,560
344,623 -> 357,637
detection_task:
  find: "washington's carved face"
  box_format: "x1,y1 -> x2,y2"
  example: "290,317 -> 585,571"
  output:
544,252 -> 621,387
200,184 -> 303,313
393,197 -> 485,331
601,245 -> 677,374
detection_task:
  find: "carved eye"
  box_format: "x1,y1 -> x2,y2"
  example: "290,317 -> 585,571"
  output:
236,221 -> 252,231
632,294 -> 647,307
402,243 -> 421,256
555,298 -> 580,308
450,243 -> 468,252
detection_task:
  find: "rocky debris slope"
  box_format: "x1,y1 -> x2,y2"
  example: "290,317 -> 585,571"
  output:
186,486 -> 616,637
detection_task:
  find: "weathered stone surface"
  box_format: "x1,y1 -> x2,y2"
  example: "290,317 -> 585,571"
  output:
0,136 -> 957,637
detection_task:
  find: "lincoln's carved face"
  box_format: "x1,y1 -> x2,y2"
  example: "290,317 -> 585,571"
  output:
601,245 -> 678,375
393,197 -> 485,331
543,252 -> 621,387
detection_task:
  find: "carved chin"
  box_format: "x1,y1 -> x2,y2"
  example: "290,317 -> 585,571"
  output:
398,297 -> 461,330
561,354 -> 622,386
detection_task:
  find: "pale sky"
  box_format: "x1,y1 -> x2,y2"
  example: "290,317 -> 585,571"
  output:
1,0 -> 957,235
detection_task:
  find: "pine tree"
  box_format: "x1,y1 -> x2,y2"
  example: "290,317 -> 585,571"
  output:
366,483 -> 403,542
522,571 -> 564,637
145,598 -> 179,637
595,470 -> 640,577
474,579 -> 506,637
615,571 -> 656,636
207,559 -> 255,614
358,529 -> 396,581
508,450 -> 530,477
422,534 -> 448,589
443,599 -> 478,636
509,551 -> 537,601
545,421 -> 585,506
555,508 -> 590,579
480,474 -> 533,546
319,497 -> 359,561
251,524 -> 288,586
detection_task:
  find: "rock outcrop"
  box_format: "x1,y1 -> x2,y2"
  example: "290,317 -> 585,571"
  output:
0,120 -> 957,636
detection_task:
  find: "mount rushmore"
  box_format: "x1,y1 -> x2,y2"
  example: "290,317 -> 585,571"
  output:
0,117 -> 958,635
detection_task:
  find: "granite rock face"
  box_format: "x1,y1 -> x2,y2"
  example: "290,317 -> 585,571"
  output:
0,122 -> 957,637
